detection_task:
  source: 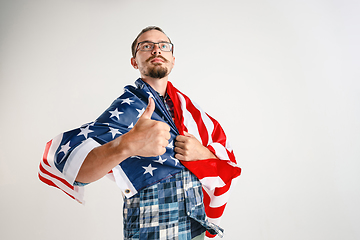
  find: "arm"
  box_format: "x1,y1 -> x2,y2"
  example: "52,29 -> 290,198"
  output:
76,98 -> 170,183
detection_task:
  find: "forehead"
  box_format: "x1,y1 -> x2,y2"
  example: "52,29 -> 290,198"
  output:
137,30 -> 170,43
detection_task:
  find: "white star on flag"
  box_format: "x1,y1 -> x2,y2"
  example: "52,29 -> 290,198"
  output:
147,92 -> 155,99
128,122 -> 134,128
154,156 -> 167,164
81,122 -> 94,128
59,142 -> 71,154
167,140 -> 174,149
121,98 -> 134,105
77,125 -> 94,139
136,108 -> 145,118
170,156 -> 180,166
142,164 -> 157,176
109,127 -> 121,138
109,108 -> 123,120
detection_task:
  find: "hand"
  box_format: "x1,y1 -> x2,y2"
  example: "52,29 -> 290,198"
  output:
122,98 -> 171,157
174,131 -> 218,161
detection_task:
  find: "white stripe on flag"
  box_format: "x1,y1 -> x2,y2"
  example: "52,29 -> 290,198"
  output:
192,101 -> 214,146
112,165 -> 138,198
202,177 -> 238,208
64,138 -> 101,185
209,142 -> 230,161
39,164 -> 84,202
177,93 -> 202,142
200,176 -> 225,190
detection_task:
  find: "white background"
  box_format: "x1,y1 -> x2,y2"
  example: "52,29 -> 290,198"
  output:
1,0 -> 359,239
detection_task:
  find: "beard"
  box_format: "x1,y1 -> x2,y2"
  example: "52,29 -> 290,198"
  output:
144,64 -> 169,79
143,55 -> 170,79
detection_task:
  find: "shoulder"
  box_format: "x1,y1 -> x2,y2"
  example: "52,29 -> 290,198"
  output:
95,87 -> 147,125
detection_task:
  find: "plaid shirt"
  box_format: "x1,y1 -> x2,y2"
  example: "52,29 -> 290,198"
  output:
123,168 -> 223,240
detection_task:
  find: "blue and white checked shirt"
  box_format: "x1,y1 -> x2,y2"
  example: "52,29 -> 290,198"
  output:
123,168 -> 222,240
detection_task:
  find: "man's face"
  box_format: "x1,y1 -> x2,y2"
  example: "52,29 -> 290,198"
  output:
131,30 -> 175,79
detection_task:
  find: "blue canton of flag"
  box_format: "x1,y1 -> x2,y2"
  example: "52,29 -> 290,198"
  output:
54,79 -> 184,194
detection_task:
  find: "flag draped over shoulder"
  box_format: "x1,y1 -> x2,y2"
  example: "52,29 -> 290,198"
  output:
166,81 -> 241,237
39,79 -> 241,238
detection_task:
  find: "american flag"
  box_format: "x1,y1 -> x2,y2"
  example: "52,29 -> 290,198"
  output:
39,79 -> 241,238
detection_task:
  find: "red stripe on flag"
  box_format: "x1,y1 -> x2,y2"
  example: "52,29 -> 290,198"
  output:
181,158 -> 240,185
39,163 -> 74,190
40,139 -> 75,189
42,140 -> 52,167
202,190 -> 227,219
38,174 -> 76,200
227,149 -> 236,164
179,92 -> 209,146
206,232 -> 217,238
208,114 -> 227,147
213,182 -> 231,196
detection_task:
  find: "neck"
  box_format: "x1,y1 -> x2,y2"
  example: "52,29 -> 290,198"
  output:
141,76 -> 168,96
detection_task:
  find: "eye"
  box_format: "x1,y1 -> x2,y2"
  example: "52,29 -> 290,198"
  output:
160,43 -> 170,50
140,42 -> 153,50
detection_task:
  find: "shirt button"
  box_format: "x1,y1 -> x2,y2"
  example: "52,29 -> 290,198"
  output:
125,189 -> 130,194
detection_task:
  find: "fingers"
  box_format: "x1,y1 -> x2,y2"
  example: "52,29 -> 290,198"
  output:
174,134 -> 190,160
164,129 -> 171,140
183,131 -> 192,137
154,121 -> 171,135
175,134 -> 189,143
174,131 -> 213,161
174,132 -> 192,152
174,153 -> 187,161
126,97 -> 174,157
140,98 -> 155,120
174,147 -> 186,156
174,141 -> 190,161
176,131 -> 194,142
127,97 -> 171,157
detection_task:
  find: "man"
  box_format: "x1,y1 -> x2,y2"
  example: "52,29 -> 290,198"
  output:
39,26 -> 241,240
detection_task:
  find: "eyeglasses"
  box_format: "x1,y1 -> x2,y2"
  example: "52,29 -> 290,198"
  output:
135,41 -> 174,56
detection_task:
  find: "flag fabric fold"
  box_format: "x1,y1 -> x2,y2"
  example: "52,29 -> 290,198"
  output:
38,79 -> 241,238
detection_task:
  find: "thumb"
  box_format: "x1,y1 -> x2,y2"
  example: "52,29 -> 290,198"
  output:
140,98 -> 155,120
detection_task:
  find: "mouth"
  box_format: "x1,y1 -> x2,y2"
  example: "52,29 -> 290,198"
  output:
147,55 -> 168,63
151,58 -> 164,63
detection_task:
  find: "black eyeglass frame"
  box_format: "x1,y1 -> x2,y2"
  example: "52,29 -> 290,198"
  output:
134,41 -> 174,57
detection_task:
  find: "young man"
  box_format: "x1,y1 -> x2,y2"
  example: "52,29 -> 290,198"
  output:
39,26 -> 241,240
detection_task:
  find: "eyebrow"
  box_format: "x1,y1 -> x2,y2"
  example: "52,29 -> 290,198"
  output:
139,39 -> 171,43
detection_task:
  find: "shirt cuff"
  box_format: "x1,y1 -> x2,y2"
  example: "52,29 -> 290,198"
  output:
63,138 -> 101,185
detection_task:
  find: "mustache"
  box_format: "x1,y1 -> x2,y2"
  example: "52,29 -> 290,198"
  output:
146,55 -> 168,63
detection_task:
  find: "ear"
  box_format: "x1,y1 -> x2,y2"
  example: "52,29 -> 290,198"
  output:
131,57 -> 138,69
172,56 -> 175,67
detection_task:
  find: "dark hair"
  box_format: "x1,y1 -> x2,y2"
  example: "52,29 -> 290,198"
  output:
131,26 -> 172,57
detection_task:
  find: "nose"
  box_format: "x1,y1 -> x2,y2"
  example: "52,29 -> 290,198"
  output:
151,43 -> 162,55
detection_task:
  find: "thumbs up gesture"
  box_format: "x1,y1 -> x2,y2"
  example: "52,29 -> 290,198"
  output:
122,98 -> 171,157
